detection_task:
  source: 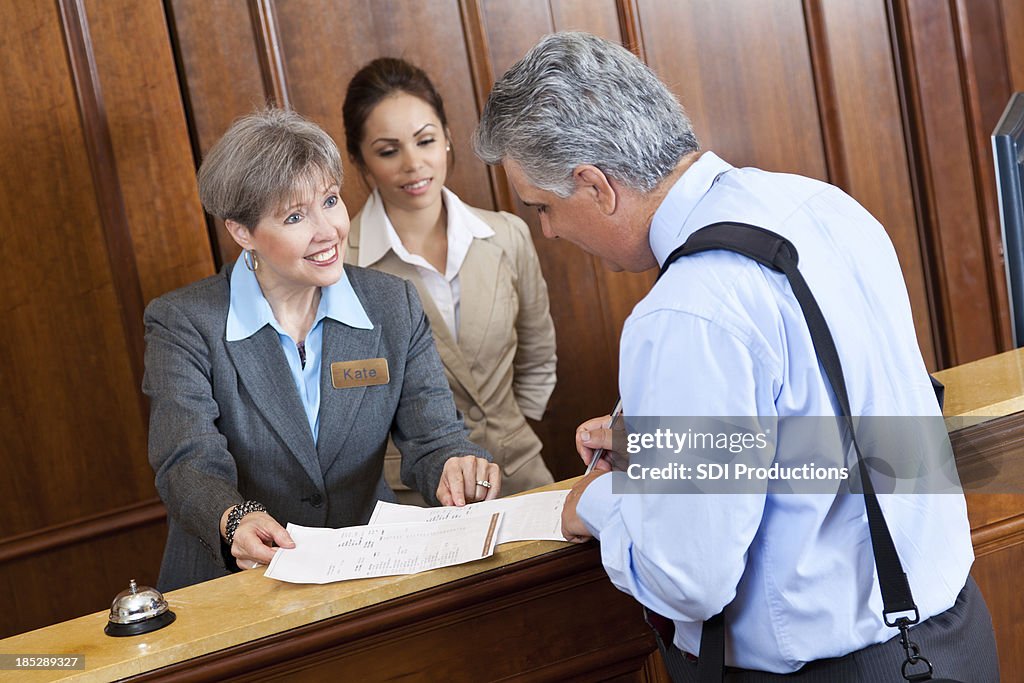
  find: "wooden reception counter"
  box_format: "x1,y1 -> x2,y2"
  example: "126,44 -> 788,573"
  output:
934,347 -> 1024,676
935,345 -> 1024,419
0,480 -> 664,683
4,348 -> 1024,681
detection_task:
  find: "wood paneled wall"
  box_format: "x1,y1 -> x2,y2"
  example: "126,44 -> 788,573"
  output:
0,0 -> 209,639
1,0 -> 1022,651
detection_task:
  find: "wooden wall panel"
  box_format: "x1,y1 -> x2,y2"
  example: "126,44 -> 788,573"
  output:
166,0 -> 271,267
168,2 -> 269,153
895,0 -> 1001,365
951,0 -> 1014,358
0,518 -> 166,638
0,1 -> 147,533
550,0 -> 624,41
964,489 -> 1024,676
637,0 -> 827,181
0,0 -> 196,637
479,1 -> 559,79
84,0 -> 214,303
1002,0 -> 1024,92
949,409 -> 1024,674
972,548 -> 1024,677
812,0 -> 936,367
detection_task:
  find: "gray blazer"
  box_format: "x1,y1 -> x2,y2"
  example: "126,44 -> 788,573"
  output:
142,264 -> 488,591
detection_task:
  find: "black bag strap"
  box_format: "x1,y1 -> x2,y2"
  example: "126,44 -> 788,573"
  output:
659,221 -> 922,682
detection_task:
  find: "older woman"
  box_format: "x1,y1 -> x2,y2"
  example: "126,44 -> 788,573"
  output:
342,57 -> 557,499
143,108 -> 499,591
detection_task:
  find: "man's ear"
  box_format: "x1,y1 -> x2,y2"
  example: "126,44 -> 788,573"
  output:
573,165 -> 617,215
224,219 -> 254,251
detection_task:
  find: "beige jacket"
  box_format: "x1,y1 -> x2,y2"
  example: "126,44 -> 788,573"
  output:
347,197 -> 557,497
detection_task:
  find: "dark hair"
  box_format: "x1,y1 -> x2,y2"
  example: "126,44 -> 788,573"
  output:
342,57 -> 449,168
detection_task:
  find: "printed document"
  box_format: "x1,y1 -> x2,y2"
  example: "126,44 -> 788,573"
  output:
264,512 -> 502,584
369,490 -> 569,543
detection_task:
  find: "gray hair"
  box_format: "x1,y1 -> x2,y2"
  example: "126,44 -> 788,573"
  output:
198,108 -> 343,228
474,31 -> 699,197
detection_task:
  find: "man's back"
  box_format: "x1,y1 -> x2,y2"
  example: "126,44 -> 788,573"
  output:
585,152 -> 973,672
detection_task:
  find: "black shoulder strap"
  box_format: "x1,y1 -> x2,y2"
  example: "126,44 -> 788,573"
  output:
661,221 -> 919,682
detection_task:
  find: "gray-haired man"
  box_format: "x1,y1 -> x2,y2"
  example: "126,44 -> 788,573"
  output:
474,31 -> 997,681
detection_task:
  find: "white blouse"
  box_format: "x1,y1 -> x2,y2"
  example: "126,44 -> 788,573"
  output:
356,187 -> 494,339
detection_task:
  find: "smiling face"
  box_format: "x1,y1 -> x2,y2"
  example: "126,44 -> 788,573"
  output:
358,92 -> 449,215
227,174 -> 349,297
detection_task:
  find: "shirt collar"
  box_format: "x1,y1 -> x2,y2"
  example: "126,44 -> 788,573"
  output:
443,186 -> 495,240
226,252 -> 373,341
439,187 -> 494,279
356,189 -> 394,268
356,187 -> 494,274
649,151 -> 734,267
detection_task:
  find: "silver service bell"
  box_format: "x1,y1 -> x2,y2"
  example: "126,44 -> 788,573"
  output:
104,579 -> 176,637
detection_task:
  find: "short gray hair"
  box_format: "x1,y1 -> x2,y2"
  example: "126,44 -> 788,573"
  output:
198,108 -> 343,228
474,31 -> 699,197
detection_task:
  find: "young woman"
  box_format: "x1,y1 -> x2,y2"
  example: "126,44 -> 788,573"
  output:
343,58 -> 557,498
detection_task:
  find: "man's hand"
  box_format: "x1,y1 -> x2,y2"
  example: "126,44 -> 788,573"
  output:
561,469 -> 609,542
576,414 -> 625,472
437,455 -> 501,505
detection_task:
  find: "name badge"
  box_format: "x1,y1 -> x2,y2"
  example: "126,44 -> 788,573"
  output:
331,358 -> 390,389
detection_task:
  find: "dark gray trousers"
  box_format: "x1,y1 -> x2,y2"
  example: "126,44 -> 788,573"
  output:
659,577 -> 999,682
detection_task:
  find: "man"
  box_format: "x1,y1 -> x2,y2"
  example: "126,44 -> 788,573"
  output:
473,31 -> 997,681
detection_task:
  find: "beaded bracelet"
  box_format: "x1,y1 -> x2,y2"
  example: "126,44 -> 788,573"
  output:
225,500 -> 267,546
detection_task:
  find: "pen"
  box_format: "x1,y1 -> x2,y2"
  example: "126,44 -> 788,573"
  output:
584,397 -> 623,475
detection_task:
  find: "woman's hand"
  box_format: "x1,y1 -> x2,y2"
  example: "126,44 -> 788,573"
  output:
575,414 -> 624,473
222,509 -> 295,570
437,455 -> 501,506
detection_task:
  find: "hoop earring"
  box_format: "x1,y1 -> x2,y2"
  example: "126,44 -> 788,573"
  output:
243,249 -> 259,272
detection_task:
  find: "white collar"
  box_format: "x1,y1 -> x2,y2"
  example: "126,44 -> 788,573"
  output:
225,252 -> 372,342
649,151 -> 734,266
356,187 -> 495,274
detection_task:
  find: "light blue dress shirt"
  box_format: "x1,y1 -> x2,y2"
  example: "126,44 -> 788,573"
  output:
576,152 -> 973,673
225,254 -> 373,443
